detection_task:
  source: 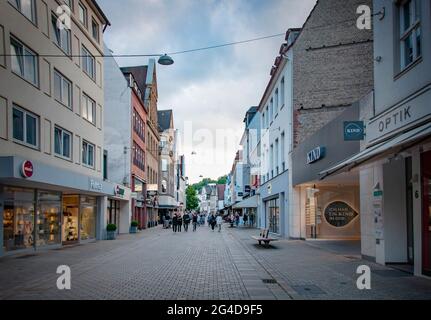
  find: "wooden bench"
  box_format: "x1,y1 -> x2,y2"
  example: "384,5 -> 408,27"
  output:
251,228 -> 279,246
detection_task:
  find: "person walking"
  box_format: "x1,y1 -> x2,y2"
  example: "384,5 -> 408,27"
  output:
216,214 -> 223,232
183,212 -> 191,232
177,214 -> 183,232
192,212 -> 198,232
210,214 -> 216,232
250,213 -> 254,228
172,214 -> 178,233
235,213 -> 240,228
243,213 -> 248,228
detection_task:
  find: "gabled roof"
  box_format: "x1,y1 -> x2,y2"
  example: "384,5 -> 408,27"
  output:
120,66 -> 148,96
157,110 -> 173,132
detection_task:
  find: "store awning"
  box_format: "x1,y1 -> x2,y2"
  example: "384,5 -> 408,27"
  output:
319,122 -> 431,179
232,196 -> 258,209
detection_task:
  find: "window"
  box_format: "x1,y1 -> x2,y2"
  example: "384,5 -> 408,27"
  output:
281,132 -> 285,171
92,19 -> 100,42
82,140 -> 95,167
275,139 -> 279,175
78,2 -> 87,27
51,13 -> 71,54
81,46 -> 95,79
133,109 -> 145,141
133,143 -> 145,171
162,180 -> 167,193
12,105 -> 39,148
280,77 -> 285,108
398,0 -> 421,70
64,0 -> 72,8
54,126 -> 72,159
8,0 -> 36,23
82,94 -> 96,124
54,70 -> 72,108
274,89 -> 279,114
10,37 -> 38,86
162,159 -> 168,172
270,99 -> 273,122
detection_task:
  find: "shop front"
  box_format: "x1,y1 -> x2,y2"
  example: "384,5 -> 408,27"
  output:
291,104 -> 362,240
0,156 -> 131,257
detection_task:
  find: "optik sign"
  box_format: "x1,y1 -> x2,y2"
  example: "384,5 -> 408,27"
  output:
344,121 -> 365,141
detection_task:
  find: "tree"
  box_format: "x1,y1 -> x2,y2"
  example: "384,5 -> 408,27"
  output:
186,185 -> 199,211
217,175 -> 227,185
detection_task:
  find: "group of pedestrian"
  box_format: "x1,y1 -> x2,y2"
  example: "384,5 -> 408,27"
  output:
207,213 -> 224,232
171,211 -> 201,233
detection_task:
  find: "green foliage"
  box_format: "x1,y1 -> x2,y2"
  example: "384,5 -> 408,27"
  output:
131,221 -> 139,227
186,186 -> 199,211
107,224 -> 117,232
192,175 -> 227,192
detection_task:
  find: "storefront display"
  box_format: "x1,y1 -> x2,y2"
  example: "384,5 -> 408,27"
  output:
2,187 -> 35,252
62,195 -> 79,243
80,196 -> 96,240
36,191 -> 61,246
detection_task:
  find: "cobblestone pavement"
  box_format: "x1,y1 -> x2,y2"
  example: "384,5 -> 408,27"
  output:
0,224 -> 430,300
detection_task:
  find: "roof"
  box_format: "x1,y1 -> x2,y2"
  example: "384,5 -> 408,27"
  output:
157,110 -> 173,132
120,66 -> 148,96
91,0 -> 111,27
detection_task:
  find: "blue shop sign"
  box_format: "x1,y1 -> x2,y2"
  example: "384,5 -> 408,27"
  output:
307,147 -> 326,164
344,121 -> 365,141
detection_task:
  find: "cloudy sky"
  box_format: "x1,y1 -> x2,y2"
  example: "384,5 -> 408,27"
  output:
98,0 -> 316,183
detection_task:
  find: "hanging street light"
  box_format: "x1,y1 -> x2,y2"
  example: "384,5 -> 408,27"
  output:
158,54 -> 174,66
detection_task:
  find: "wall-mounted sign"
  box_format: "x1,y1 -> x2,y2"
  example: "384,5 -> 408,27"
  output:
344,121 -> 365,141
267,183 -> 272,195
367,86 -> 431,144
114,185 -> 125,197
244,185 -> 251,193
324,201 -> 358,227
307,147 -> 326,164
89,179 -> 103,191
21,160 -> 34,178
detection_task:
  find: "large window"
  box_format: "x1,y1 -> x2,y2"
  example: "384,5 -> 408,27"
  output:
80,196 -> 96,240
10,37 -> 38,86
51,14 -> 71,55
133,143 -> 145,171
78,2 -> 87,28
82,140 -> 95,167
81,46 -> 95,79
54,126 -> 72,159
82,93 -> 96,124
13,105 -> 38,148
8,0 -> 36,23
133,109 -> 145,141
54,70 -> 72,108
36,191 -> 61,246
398,0 -> 422,70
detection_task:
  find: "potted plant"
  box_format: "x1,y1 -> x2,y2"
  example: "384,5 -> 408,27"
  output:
130,221 -> 139,234
106,224 -> 117,240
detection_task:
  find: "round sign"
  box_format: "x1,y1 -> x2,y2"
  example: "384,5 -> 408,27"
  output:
21,160 -> 34,178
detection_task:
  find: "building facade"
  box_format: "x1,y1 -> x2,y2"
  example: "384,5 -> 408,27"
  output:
0,0 -> 133,257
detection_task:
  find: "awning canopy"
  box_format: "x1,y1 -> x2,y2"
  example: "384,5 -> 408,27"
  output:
319,122 -> 431,179
232,196 -> 258,209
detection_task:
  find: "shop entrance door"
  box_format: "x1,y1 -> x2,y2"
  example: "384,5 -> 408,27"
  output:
405,157 -> 414,265
421,150 -> 431,276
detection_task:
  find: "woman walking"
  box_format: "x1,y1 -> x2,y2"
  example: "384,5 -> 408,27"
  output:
216,214 -> 223,232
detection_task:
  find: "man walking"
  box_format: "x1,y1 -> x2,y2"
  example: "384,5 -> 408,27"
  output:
210,214 -> 216,232
192,212 -> 198,232
172,213 -> 178,233
183,212 -> 191,232
216,214 -> 223,232
177,214 -> 183,232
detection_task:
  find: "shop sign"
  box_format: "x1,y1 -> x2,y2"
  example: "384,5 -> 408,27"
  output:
21,160 -> 34,178
89,179 -> 103,191
344,121 -> 365,141
267,183 -> 272,195
307,147 -> 326,164
324,201 -> 358,227
244,185 -> 251,193
367,86 -> 431,144
114,185 -> 125,197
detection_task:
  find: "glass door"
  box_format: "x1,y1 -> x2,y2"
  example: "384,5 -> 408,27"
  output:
421,151 -> 431,276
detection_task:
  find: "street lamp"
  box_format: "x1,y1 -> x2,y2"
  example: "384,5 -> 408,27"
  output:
158,54 -> 174,66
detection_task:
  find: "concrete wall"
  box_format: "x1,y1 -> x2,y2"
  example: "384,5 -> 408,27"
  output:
103,44 -> 132,186
292,0 -> 374,147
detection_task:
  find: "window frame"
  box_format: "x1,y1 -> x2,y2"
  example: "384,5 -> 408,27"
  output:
10,36 -> 39,87
78,2 -> 88,28
54,69 -> 73,109
8,0 -> 37,25
12,104 -> 39,149
82,140 -> 95,168
91,18 -> 100,43
81,45 -> 95,80
82,93 -> 96,125
54,126 -> 72,160
51,12 -> 71,55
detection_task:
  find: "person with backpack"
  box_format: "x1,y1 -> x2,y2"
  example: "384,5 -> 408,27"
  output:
209,213 -> 217,231
183,212 -> 191,232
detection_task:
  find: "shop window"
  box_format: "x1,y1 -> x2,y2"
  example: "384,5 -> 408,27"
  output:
80,196 -> 97,240
62,195 -> 79,243
2,187 -> 35,252
36,191 -> 61,246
